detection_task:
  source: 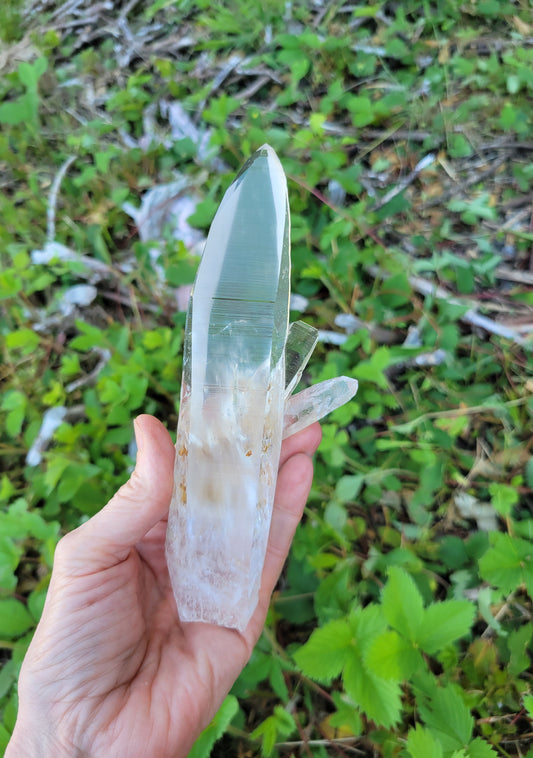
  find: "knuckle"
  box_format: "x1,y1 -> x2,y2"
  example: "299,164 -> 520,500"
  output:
52,529 -> 79,565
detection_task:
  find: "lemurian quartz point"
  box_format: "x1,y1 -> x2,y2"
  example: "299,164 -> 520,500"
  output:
165,145 -> 358,631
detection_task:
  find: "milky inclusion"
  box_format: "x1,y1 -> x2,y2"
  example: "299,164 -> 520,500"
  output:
165,146 -> 357,631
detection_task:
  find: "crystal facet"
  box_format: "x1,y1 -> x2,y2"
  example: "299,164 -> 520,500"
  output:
284,321 -> 319,397
165,145 -> 358,631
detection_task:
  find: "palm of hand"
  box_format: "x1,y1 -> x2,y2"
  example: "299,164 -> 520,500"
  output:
30,522 -> 248,757
15,416 -> 320,758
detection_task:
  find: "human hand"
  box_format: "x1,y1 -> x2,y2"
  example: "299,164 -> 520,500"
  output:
7,414 -> 321,758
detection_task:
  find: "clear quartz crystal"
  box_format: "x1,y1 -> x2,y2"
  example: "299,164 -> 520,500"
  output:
165,145 -> 358,631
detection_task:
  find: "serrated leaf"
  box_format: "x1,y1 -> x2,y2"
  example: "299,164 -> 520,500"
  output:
417,601 -> 475,655
272,705 -> 296,735
418,685 -> 473,753
479,533 -> 533,598
365,630 -> 422,681
467,737 -> 498,757
349,604 -> 388,657
329,692 -> 362,736
343,651 -> 401,728
251,716 -> 277,758
406,724 -> 444,758
0,599 -> 34,638
293,618 -> 352,682
187,695 -> 238,758
251,706 -> 296,758
382,566 -> 424,641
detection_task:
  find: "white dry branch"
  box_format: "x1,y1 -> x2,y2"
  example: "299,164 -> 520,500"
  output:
46,155 -> 76,243
367,265 -> 531,348
371,153 -> 436,211
65,347 -> 111,393
26,404 -> 85,466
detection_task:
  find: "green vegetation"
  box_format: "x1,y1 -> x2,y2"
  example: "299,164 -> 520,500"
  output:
1,0 -> 533,755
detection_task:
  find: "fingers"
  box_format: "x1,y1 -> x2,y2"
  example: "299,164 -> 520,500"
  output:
55,415 -> 175,574
266,453 -> 314,576
278,422 -> 322,467
249,425 -> 321,635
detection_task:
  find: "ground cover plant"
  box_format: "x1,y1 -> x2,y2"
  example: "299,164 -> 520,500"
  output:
1,0 -> 533,755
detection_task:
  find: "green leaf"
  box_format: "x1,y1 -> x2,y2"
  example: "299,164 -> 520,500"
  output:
5,328 -> 40,354
0,474 -> 16,501
343,651 -> 401,728
406,724 -> 444,758
0,598 -> 34,638
1,390 -> 26,411
27,589 -> 47,623
525,457 -> 533,488
507,623 -> 532,676
0,536 -> 20,591
251,706 -> 296,758
0,724 -> 10,754
329,693 -> 362,736
346,95 -> 375,127
418,685 -> 473,753
355,347 -> 391,389
57,463 -> 101,503
524,694 -> 533,721
417,601 -> 475,655
268,659 -> 289,702
479,533 -> 533,598
0,97 -> 32,125
477,586 -> 506,636
0,659 -> 16,700
365,630 -> 422,681
70,321 -> 105,351
187,197 -> 218,229
506,75 -> 520,94
467,737 -> 498,757
187,695 -> 238,758
382,566 -> 424,641
18,57 -> 47,89
293,618 -> 352,682
335,475 -> 364,503
447,194 -> 497,224
488,482 -> 518,516
349,604 -> 388,656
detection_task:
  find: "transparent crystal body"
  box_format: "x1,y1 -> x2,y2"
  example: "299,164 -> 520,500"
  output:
165,145 -> 358,631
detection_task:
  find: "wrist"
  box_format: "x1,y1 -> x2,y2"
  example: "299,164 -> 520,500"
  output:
6,718 -> 81,758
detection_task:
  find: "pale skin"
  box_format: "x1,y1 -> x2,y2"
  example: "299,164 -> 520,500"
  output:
7,414 -> 322,758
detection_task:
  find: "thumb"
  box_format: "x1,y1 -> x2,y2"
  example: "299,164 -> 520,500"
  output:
56,414 -> 175,574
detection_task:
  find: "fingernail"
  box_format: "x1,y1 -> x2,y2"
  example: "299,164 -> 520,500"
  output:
133,418 -> 145,455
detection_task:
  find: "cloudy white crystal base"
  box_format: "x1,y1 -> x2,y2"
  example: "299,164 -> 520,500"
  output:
165,368 -> 358,631
166,361 -> 285,631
